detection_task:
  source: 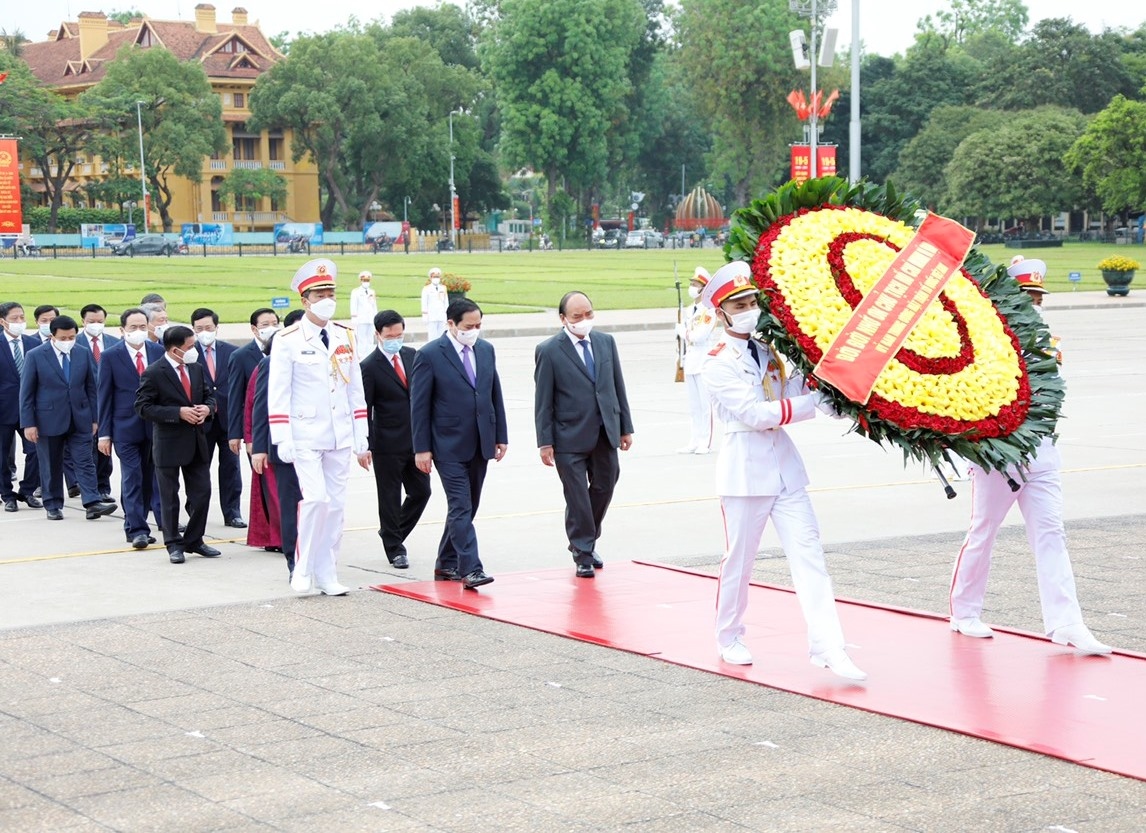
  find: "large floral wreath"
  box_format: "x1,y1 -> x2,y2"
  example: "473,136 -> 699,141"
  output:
725,177 -> 1064,473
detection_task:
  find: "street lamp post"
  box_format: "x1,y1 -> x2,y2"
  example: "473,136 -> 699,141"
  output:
403,195 -> 411,224
125,200 -> 136,227
448,109 -> 464,250
135,101 -> 148,232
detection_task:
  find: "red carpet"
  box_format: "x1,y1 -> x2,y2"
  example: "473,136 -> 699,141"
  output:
372,561 -> 1146,780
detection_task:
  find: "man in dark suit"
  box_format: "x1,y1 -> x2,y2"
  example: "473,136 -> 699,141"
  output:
191,308 -> 245,528
135,325 -> 221,564
1,302 -> 43,512
19,315 -> 118,521
534,291 -> 634,578
361,310 -> 431,569
410,298 -> 508,590
76,303 -> 119,499
97,307 -> 166,548
226,307 -> 280,457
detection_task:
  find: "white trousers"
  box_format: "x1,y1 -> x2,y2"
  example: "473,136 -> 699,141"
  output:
425,319 -> 447,342
685,373 -> 713,451
293,447 -> 351,583
949,465 -> 1083,634
716,491 -> 845,655
354,324 -> 375,355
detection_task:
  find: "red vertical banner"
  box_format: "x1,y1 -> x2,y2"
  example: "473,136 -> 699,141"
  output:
790,145 -> 811,184
0,139 -> 22,236
452,195 -> 460,230
817,145 -> 837,177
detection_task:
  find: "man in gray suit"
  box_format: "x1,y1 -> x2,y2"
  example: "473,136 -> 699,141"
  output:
534,291 -> 634,578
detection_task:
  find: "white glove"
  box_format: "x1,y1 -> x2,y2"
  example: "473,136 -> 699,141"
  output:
277,441 -> 295,464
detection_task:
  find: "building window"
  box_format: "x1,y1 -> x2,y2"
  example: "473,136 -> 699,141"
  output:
268,137 -> 283,161
232,137 -> 258,161
138,28 -> 154,47
233,92 -> 245,109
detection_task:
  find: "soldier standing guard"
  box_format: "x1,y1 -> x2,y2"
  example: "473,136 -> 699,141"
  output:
268,259 -> 372,595
350,270 -> 378,351
677,266 -> 717,454
421,267 -> 449,342
700,261 -> 866,680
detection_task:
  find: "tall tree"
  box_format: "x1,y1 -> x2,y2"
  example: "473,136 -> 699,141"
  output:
894,105 -> 1007,209
915,0 -> 1029,48
1064,95 -> 1146,217
82,47 -> 227,232
386,3 -> 480,69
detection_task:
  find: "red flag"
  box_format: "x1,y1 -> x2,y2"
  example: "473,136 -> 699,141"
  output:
0,73 -> 9,84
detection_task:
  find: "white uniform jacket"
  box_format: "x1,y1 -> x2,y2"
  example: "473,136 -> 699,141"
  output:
267,317 -> 368,453
682,303 -> 718,375
421,283 -> 449,321
349,285 -> 378,326
702,335 -> 819,497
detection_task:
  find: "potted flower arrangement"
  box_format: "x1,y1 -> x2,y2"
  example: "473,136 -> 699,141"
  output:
442,273 -> 471,302
1096,255 -> 1139,297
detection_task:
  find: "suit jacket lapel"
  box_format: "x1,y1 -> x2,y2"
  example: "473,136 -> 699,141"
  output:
162,361 -> 191,404
558,335 -> 594,383
443,338 -> 472,387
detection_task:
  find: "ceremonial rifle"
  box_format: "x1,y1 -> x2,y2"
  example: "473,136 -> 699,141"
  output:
674,262 -> 685,382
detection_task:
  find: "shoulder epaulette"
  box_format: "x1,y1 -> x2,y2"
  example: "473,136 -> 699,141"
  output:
708,343 -> 727,357
280,323 -> 301,336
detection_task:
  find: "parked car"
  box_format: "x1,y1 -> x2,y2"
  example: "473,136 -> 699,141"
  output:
597,229 -> 625,249
111,234 -> 178,256
624,229 -> 665,249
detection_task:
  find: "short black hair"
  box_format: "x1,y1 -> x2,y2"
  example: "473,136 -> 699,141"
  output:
140,293 -> 165,306
50,315 -> 78,334
33,305 -> 59,320
79,303 -> 107,320
283,309 -> 305,327
120,307 -> 147,327
558,291 -> 590,316
163,324 -> 194,350
190,308 -> 219,326
249,307 -> 278,327
0,302 -> 23,319
446,298 -> 481,324
374,310 -> 404,332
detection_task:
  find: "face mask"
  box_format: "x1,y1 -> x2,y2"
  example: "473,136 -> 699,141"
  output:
380,337 -> 404,355
454,328 -> 479,346
723,309 -> 759,336
196,331 -> 217,347
39,324 -> 52,338
84,322 -> 105,338
5,321 -> 26,337
310,297 -> 337,321
431,277 -> 441,285
687,286 -> 702,299
257,326 -> 279,343
566,319 -> 593,338
154,324 -> 169,340
361,281 -> 371,288
124,330 -> 148,347
54,339 -> 75,354
178,346 -> 199,365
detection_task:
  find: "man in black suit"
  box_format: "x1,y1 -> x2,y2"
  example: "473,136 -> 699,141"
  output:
191,308 -> 245,528
76,303 -> 119,499
534,291 -> 634,577
226,307 -> 280,458
135,326 -> 221,564
410,298 -> 508,589
361,310 -> 431,569
1,302 -> 43,512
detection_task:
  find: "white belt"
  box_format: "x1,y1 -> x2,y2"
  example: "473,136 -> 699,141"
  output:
724,421 -> 774,434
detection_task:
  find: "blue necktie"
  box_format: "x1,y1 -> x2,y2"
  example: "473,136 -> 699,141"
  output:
61,351 -> 71,382
11,339 -> 22,377
578,339 -> 596,382
746,340 -> 762,368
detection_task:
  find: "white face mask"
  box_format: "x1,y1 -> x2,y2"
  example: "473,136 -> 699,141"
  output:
257,326 -> 279,343
39,324 -> 52,338
178,346 -> 199,365
566,319 -> 593,338
5,321 -> 26,337
55,339 -> 75,354
310,297 -> 337,321
454,327 -> 480,346
687,285 -> 702,299
124,330 -> 148,347
196,331 -> 217,347
723,308 -> 760,335
360,281 -> 371,288
154,324 -> 169,340
84,322 -> 105,338
431,277 -> 441,285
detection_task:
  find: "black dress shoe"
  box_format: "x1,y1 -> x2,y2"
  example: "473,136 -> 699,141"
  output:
16,493 -> 42,509
391,554 -> 409,569
3,499 -> 16,513
67,485 -> 81,498
131,534 -> 151,550
462,570 -> 494,589
264,546 -> 283,553
576,563 -> 596,578
434,568 -> 462,582
590,552 -> 604,569
84,500 -> 117,520
225,517 -> 247,529
189,544 -> 221,558
169,549 -> 186,564
46,509 -> 64,521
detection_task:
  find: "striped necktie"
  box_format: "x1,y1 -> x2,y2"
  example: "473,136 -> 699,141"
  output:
10,338 -> 22,376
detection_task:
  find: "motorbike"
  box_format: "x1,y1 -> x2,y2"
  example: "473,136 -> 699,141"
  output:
370,235 -> 394,253
540,235 -> 553,251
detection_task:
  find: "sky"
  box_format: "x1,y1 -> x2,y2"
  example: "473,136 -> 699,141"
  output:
7,0 -> 1144,56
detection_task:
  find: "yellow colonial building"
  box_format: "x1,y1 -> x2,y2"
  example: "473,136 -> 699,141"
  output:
19,4 -> 318,230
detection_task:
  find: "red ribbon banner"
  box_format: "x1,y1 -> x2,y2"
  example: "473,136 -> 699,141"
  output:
813,213 -> 976,404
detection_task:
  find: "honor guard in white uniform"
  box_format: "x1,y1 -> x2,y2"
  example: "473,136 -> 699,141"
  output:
349,270 -> 379,351
677,266 -> 717,454
421,267 -> 449,342
268,259 -> 372,595
700,261 -> 866,680
948,258 -> 1110,654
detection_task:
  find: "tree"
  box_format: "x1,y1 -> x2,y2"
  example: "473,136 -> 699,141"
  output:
915,0 -> 1029,48
0,29 -> 29,58
386,3 -> 480,69
894,105 -> 1007,209
216,168 -> 288,208
82,47 -> 227,232
945,107 -> 1087,226
106,10 -> 143,26
1064,95 -> 1146,216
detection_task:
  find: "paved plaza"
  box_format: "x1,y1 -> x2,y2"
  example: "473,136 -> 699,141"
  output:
2,295 -> 1144,831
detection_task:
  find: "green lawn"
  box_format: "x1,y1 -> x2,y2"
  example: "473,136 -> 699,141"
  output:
0,242 -> 1140,323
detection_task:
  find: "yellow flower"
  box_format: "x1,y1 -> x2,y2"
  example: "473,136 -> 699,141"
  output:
1097,255 -> 1140,272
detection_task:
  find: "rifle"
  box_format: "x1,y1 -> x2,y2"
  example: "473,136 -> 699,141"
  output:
674,263 -> 685,382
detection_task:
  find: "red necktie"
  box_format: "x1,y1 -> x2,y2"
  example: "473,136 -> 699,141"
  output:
92,336 -> 100,363
179,364 -> 192,400
135,350 -> 145,375
206,346 -> 216,379
392,354 -> 406,387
